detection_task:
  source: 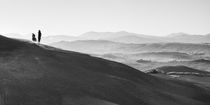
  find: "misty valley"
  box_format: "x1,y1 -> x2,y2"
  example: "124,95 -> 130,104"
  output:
50,32 -> 210,78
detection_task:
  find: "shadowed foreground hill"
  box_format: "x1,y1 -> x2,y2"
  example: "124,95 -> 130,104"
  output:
1,35 -> 210,105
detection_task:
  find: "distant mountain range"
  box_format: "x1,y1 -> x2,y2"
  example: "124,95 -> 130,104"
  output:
78,31 -> 165,43
166,32 -> 210,43
49,31 -> 210,44
6,31 -> 210,44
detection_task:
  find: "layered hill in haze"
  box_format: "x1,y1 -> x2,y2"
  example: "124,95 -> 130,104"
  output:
42,35 -> 79,44
51,40 -> 210,55
1,35 -> 210,105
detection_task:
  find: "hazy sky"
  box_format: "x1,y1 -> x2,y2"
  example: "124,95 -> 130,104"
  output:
0,0 -> 210,36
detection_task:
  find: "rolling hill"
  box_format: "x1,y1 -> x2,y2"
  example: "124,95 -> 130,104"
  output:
1,35 -> 210,105
147,66 -> 210,88
147,66 -> 210,76
51,40 -> 210,55
42,35 -> 79,44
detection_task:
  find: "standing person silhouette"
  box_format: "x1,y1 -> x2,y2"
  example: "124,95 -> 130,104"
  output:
38,30 -> 42,43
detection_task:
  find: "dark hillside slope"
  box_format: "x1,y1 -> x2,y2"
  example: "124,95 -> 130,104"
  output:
0,35 -> 26,51
1,35 -> 210,105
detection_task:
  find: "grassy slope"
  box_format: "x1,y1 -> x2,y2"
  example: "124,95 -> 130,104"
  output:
1,35 -> 210,105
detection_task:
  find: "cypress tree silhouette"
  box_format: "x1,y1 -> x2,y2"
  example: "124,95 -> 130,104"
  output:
32,33 -> 37,42
38,30 -> 42,43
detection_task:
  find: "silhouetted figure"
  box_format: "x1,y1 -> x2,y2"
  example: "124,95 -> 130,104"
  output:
32,33 -> 37,42
38,30 -> 42,43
